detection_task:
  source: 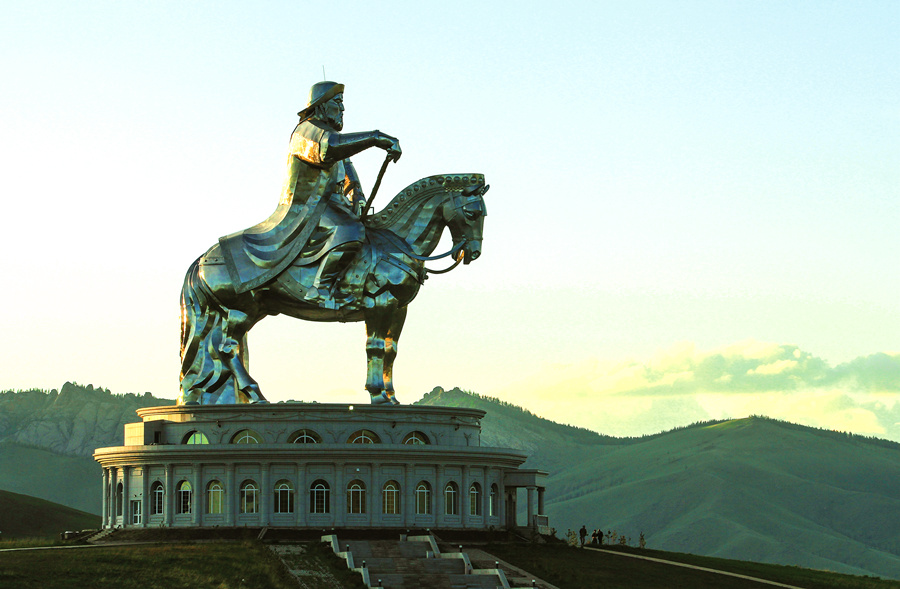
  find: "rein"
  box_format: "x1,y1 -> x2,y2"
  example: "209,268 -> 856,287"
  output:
360,154 -> 393,219
377,230 -> 467,275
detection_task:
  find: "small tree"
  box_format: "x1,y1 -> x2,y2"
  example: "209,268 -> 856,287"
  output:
639,532 -> 646,549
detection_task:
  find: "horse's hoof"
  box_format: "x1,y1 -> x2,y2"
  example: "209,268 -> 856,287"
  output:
370,392 -> 391,405
390,396 -> 400,406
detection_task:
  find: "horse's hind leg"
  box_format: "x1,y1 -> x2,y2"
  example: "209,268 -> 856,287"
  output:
382,306 -> 407,405
219,310 -> 266,404
364,295 -> 399,405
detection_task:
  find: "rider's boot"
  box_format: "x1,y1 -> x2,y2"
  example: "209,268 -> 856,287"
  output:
304,245 -> 358,309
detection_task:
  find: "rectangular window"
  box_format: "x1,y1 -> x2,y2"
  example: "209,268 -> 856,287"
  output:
207,487 -> 223,514
179,490 -> 192,514
275,489 -> 294,514
383,489 -> 399,515
151,488 -> 164,515
131,500 -> 142,525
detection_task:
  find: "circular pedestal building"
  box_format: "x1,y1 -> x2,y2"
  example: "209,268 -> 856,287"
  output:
94,404 -> 549,533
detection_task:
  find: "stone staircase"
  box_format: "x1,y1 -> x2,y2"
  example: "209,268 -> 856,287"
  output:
325,534 -> 508,589
85,528 -> 116,543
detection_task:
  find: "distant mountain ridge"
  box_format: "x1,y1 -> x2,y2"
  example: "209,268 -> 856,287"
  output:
416,386 -> 900,580
0,382 -> 173,515
2,383 -> 899,579
0,382 -> 172,457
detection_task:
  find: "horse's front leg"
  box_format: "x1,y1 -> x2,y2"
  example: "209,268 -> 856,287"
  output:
364,294 -> 398,405
382,306 -> 407,405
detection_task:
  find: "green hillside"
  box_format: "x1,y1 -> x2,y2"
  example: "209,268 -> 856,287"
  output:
0,488 -> 99,539
0,382 -> 173,515
418,387 -> 900,580
0,442 -> 101,514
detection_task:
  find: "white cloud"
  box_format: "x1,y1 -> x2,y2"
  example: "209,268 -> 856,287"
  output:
491,341 -> 900,440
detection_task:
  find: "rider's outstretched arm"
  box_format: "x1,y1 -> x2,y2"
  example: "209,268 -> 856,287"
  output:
325,130 -> 401,163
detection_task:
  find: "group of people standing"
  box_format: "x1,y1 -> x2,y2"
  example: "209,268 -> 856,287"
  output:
579,524 -> 605,546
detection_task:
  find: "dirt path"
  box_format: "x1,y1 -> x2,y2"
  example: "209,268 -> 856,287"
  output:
585,546 -> 806,589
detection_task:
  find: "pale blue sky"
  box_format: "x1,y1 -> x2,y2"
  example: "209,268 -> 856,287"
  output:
1,1 -> 898,436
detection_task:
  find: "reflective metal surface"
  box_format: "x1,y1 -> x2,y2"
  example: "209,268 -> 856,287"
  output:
179,82 -> 487,406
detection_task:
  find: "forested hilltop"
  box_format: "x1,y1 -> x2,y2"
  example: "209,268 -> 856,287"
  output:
0,382 -> 173,457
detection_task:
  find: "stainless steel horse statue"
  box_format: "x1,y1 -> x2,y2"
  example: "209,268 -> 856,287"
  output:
179,173 -> 488,406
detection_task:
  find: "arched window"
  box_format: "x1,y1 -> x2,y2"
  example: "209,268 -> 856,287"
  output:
288,429 -> 322,444
231,429 -> 264,444
489,484 -> 498,517
347,429 -> 380,444
347,480 -> 366,514
182,430 -> 209,445
176,481 -> 192,514
150,481 -> 164,516
310,480 -> 330,514
207,480 -> 224,514
116,482 -> 123,516
444,482 -> 459,516
382,481 -> 400,515
402,431 -> 430,445
240,480 -> 258,513
469,482 -> 482,516
415,482 -> 431,515
274,480 -> 294,514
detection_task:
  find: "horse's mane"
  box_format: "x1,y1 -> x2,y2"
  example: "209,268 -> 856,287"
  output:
365,173 -> 485,230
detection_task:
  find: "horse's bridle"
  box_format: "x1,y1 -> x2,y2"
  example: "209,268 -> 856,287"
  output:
375,184 -> 488,276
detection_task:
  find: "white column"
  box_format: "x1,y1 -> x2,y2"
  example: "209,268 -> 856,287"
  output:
436,465 -> 445,525
334,462 -> 344,527
482,468 -> 489,525
403,464 -> 413,527
499,479 -> 508,529
260,462 -> 270,526
101,468 -> 109,529
108,467 -> 118,528
191,465 -> 201,526
367,463 -> 374,525
225,464 -> 235,526
461,466 -> 470,528
527,486 -> 536,529
141,468 -> 149,528
296,463 -> 306,527
164,464 -> 173,527
121,467 -> 130,528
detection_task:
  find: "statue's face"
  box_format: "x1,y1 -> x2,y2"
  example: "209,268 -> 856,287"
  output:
324,94 -> 344,131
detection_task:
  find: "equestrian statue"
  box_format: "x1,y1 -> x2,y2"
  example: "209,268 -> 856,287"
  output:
179,81 -> 488,406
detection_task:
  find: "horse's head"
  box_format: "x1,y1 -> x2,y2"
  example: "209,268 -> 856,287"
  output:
445,182 -> 488,264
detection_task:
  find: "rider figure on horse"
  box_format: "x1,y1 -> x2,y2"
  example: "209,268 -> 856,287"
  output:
218,81 -> 402,309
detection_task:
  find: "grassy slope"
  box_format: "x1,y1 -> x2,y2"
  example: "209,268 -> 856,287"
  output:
0,488 -> 99,539
418,388 -> 900,580
550,418 -> 900,578
0,542 -> 301,589
486,544 -> 900,589
0,442 -> 100,514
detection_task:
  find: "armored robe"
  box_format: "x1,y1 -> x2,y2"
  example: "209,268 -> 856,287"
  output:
219,119 -> 364,293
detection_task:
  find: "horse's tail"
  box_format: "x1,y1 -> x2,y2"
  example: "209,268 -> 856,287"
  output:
179,257 -> 229,404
